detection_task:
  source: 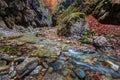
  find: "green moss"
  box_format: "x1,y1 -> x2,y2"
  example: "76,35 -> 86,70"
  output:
82,38 -> 90,44
106,34 -> 113,38
62,12 -> 85,24
57,2 -> 81,23
30,45 -> 56,57
117,30 -> 120,34
83,31 -> 89,36
0,46 -> 16,54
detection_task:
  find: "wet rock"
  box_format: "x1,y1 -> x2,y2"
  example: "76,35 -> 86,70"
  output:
59,52 -> 69,60
71,58 -> 120,78
0,73 -> 9,80
80,48 -> 97,54
93,36 -> 108,47
109,55 -> 120,61
67,49 -> 84,58
16,57 -> 39,78
50,60 -> 66,70
0,54 -> 12,64
41,62 -> 48,69
98,55 -> 109,61
9,62 -> 16,78
30,66 -> 42,75
74,69 -> 86,79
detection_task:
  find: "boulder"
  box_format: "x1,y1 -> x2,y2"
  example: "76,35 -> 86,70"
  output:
93,36 -> 108,47
15,57 -> 39,78
57,12 -> 89,37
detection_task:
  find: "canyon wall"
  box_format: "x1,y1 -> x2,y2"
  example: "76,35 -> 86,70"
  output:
0,0 -> 52,30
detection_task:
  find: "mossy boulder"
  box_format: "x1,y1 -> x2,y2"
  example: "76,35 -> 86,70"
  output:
57,12 -> 89,37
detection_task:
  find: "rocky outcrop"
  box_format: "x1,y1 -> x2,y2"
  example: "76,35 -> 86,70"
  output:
54,0 -> 120,26
82,0 -> 120,25
0,0 -> 52,30
92,0 -> 120,25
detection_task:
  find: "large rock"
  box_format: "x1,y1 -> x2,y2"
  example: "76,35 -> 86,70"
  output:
93,36 -> 108,47
57,12 -> 89,37
15,57 -> 39,78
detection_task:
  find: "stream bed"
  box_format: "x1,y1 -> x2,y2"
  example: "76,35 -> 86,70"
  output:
0,27 -> 120,80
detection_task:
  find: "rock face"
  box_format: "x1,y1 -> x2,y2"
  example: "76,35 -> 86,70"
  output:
0,20 -> 7,28
92,0 -> 120,25
0,0 -> 52,29
82,0 -> 120,25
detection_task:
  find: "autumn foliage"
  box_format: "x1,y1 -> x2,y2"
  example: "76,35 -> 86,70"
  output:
86,15 -> 120,38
